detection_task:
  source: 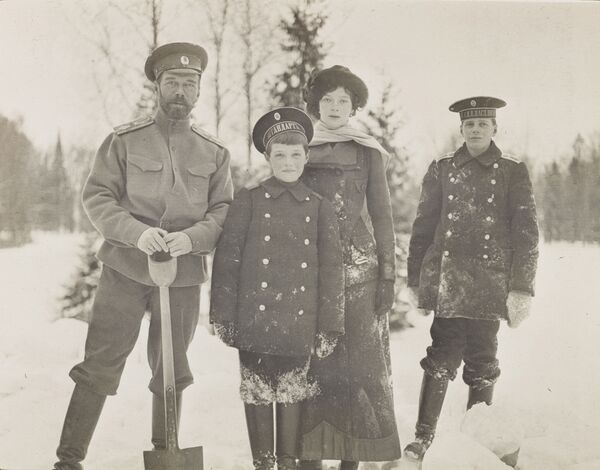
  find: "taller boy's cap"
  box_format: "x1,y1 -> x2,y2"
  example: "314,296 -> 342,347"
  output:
144,42 -> 208,81
449,96 -> 507,121
252,107 -> 314,154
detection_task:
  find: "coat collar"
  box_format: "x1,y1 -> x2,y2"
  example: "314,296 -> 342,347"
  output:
308,141 -> 358,166
454,141 -> 502,168
260,176 -> 312,202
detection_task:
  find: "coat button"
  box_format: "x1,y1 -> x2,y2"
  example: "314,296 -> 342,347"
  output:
298,309 -> 304,316
493,163 -> 499,169
491,179 -> 496,185
265,213 -> 271,218
443,250 -> 450,256
300,286 -> 306,292
261,281 -> 268,288
447,213 -> 453,220
305,216 -> 311,222
301,262 -> 307,269
448,195 -> 454,201
265,192 -> 271,198
450,177 -> 456,183
486,216 -> 492,222
259,304 -> 266,311
484,234 -> 490,240
487,197 -> 493,203
446,230 -> 452,237
482,254 -> 489,260
262,258 -> 269,265
305,196 -> 310,201
264,235 -> 271,241
304,239 -> 310,245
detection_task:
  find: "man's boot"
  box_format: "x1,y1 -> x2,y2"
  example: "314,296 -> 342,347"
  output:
467,384 -> 494,410
275,403 -> 300,470
54,384 -> 107,470
151,392 -> 182,450
403,373 -> 449,461
245,403 -> 276,470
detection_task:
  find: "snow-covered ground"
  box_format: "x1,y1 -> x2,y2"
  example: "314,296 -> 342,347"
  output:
1,233 -> 599,470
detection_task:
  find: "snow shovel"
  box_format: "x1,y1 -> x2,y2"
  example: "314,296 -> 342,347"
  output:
144,251 -> 203,470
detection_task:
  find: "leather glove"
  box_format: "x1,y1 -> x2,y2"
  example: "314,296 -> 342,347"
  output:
315,331 -> 339,359
375,279 -> 395,316
407,285 -> 432,316
213,322 -> 237,347
506,291 -> 532,328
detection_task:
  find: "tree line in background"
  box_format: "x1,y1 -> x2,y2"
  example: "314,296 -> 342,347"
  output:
535,133 -> 600,243
1,0 -> 599,326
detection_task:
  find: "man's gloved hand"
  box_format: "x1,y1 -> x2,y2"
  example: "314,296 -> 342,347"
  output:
375,279 -> 395,316
315,331 -> 339,359
213,322 -> 237,347
164,232 -> 193,257
407,285 -> 431,316
506,290 -> 533,328
137,227 -> 169,255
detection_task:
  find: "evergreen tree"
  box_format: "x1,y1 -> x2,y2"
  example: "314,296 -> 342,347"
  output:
35,135 -> 75,231
537,161 -> 565,242
59,234 -> 101,322
270,0 -> 328,108
0,114 -> 37,247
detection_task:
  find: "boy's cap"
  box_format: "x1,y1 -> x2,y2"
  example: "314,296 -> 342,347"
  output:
449,96 -> 506,121
252,107 -> 314,154
144,42 -> 208,81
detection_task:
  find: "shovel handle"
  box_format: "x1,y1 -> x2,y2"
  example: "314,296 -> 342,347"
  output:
159,285 -> 180,451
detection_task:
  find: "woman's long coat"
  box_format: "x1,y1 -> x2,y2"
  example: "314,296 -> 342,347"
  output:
299,141 -> 402,462
407,142 -> 539,320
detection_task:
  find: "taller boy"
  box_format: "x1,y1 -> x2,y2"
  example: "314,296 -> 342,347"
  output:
53,42 -> 233,470
404,97 -> 539,461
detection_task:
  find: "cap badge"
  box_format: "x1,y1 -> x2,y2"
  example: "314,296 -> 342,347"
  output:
180,55 -> 190,65
470,99 -> 477,107
274,112 -> 281,121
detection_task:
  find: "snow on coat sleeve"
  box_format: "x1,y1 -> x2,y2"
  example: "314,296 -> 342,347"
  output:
366,148 -> 396,281
182,147 -> 234,254
316,197 -> 345,335
407,160 -> 443,287
209,188 -> 252,325
82,134 -> 149,248
507,162 -> 539,295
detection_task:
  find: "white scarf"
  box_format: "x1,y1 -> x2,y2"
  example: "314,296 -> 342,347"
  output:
310,121 -> 391,168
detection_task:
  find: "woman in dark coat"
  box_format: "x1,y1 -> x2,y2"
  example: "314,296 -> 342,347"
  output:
298,66 -> 402,470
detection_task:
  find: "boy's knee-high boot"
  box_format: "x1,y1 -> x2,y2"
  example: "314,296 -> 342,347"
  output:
54,384 -> 107,470
403,373 -> 449,461
467,384 -> 494,410
275,403 -> 300,470
151,392 -> 182,450
245,403 -> 275,470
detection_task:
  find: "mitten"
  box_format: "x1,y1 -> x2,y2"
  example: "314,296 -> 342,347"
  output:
506,291 -> 532,328
213,322 -> 237,346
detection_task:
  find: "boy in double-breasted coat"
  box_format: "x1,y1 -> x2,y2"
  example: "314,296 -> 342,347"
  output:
404,97 -> 539,464
210,107 -> 345,470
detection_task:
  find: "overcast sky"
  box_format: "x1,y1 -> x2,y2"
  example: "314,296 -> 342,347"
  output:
1,0 -> 599,172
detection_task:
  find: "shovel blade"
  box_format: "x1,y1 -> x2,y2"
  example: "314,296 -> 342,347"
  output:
143,446 -> 203,470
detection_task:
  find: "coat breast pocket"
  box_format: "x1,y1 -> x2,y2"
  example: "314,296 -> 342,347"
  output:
127,154 -> 163,199
187,163 -> 216,203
